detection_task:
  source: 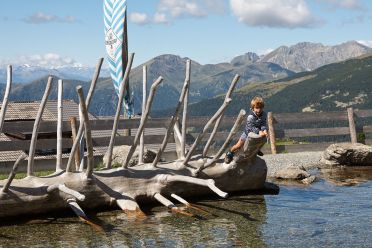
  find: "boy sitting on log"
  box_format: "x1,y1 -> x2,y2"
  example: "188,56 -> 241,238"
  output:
225,96 -> 268,163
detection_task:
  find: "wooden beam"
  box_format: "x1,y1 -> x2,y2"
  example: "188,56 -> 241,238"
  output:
347,107 -> 357,143
268,112 -> 277,154
0,65 -> 12,133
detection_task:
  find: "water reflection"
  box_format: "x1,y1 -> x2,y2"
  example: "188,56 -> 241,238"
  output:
0,195 -> 268,247
1,167 -> 371,247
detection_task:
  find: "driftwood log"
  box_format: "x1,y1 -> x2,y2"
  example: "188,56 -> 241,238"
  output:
0,58 -> 268,220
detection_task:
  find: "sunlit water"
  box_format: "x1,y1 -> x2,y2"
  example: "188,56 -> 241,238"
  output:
0,167 -> 371,248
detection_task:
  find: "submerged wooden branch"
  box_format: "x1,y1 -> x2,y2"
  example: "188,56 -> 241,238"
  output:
0,65 -> 12,133
1,154 -> 27,194
56,79 -> 63,172
66,58 -> 103,172
183,98 -> 232,165
200,110 -> 246,171
27,76 -> 53,177
203,74 -> 240,157
139,65 -> 148,164
106,53 -> 135,169
76,86 -> 94,178
123,76 -> 163,168
153,193 -> 194,217
181,60 -> 191,159
152,77 -> 190,167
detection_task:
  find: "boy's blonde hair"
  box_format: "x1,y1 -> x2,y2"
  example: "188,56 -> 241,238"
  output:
251,96 -> 265,109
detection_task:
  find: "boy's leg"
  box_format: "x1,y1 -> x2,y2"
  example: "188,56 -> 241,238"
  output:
225,138 -> 245,164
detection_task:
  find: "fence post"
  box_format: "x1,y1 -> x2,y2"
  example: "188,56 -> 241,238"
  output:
268,112 -> 277,154
347,107 -> 357,144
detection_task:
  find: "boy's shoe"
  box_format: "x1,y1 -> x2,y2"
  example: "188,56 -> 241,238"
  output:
257,150 -> 264,156
224,151 -> 234,164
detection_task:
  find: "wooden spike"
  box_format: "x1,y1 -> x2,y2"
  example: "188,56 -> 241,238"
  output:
171,193 -> 211,215
47,184 -> 86,201
76,86 -> 94,178
200,109 -> 246,171
154,193 -> 194,217
183,98 -> 232,165
106,53 -> 135,169
173,120 -> 183,160
0,65 -> 12,133
123,76 -> 163,168
69,117 -> 81,171
157,174 -> 228,198
151,76 -> 190,168
27,77 -> 53,177
1,154 -> 27,194
139,65 -> 148,164
66,58 -> 103,172
56,79 -> 63,172
181,59 -> 191,159
67,199 -> 104,232
203,74 -> 240,157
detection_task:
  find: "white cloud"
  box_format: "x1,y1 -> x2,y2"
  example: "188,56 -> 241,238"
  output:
129,12 -> 150,25
357,40 -> 372,48
154,12 -> 169,24
23,12 -> 79,24
158,0 -> 206,18
229,0 -> 321,28
0,53 -> 81,68
318,0 -> 362,10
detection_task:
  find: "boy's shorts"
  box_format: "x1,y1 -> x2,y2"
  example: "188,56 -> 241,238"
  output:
240,132 -> 247,141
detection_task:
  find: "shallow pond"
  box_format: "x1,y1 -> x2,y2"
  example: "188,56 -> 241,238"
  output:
0,167 -> 371,247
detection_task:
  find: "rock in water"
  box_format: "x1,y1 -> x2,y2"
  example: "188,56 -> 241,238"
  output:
274,167 -> 311,180
103,145 -> 157,167
321,143 -> 372,166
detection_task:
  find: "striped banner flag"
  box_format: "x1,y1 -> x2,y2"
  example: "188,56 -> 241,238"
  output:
103,0 -> 133,117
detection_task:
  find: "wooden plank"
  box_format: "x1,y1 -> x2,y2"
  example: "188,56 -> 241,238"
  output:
363,125 -> 372,133
1,118 -> 170,133
0,135 -> 170,151
355,109 -> 372,118
274,111 -> 347,124
276,127 -> 350,138
186,116 -> 237,127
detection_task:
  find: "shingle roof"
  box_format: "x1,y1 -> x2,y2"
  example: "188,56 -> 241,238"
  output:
0,100 -> 96,121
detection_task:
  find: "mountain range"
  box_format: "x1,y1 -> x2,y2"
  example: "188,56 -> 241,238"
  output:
0,40 -> 371,116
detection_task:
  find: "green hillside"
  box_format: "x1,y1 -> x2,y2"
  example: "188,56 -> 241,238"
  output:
171,54 -> 372,117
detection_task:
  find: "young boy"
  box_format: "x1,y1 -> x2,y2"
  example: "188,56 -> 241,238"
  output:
225,96 -> 268,164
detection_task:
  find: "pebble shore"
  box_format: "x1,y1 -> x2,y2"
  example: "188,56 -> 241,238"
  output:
262,151 -> 323,177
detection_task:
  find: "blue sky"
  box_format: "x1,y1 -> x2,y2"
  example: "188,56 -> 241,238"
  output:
0,0 -> 371,68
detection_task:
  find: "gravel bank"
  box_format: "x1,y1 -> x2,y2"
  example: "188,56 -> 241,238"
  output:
262,151 -> 323,177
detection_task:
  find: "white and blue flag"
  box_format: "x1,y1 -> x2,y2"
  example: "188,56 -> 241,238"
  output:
103,0 -> 133,117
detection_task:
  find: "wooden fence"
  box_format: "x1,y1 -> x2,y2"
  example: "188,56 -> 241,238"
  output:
1,107 -> 372,170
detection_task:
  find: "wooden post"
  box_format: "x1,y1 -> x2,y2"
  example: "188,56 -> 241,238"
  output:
200,109 -> 246,171
183,98 -> 232,165
203,74 -> 240,157
105,53 -> 134,168
56,79 -> 63,172
0,65 -> 12,133
152,76 -> 190,168
65,58 -> 103,172
69,117 -> 81,171
123,76 -> 163,168
347,107 -> 357,144
76,86 -> 94,178
268,112 -> 277,154
139,65 -> 147,164
1,154 -> 27,193
181,60 -> 191,159
27,76 -> 53,177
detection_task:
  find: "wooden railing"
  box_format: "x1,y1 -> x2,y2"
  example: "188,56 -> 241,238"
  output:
1,107 -> 372,165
